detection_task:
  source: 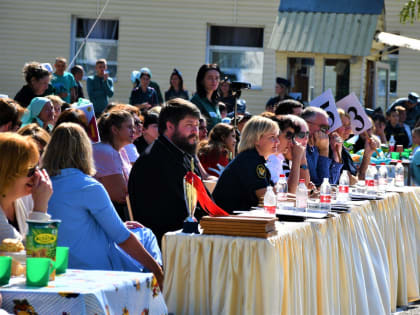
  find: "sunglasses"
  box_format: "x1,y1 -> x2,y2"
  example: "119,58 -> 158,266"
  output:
284,131 -> 294,140
295,131 -> 310,139
27,166 -> 39,177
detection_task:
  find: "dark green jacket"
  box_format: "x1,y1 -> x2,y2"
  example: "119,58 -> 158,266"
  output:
191,94 -> 221,131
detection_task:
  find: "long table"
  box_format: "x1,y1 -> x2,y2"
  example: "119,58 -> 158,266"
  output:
162,188 -> 420,315
0,269 -> 168,314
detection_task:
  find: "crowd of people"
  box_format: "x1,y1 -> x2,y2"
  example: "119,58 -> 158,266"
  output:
1,57 -> 420,292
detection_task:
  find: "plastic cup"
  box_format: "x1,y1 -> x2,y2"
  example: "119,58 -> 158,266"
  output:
26,257 -> 53,287
55,247 -> 69,274
0,256 -> 12,285
391,152 -> 400,160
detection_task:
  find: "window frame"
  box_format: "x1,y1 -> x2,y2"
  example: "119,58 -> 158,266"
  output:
70,16 -> 119,81
206,25 -> 265,90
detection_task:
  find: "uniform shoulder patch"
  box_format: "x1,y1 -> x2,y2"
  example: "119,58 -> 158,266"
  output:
256,164 -> 266,179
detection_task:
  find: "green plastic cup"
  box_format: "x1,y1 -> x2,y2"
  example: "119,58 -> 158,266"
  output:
391,152 -> 400,160
0,256 -> 12,285
26,257 -> 52,287
55,247 -> 69,274
401,152 -> 410,159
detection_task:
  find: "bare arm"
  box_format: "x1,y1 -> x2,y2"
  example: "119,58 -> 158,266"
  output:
98,174 -> 127,204
287,142 -> 305,194
118,232 -> 164,290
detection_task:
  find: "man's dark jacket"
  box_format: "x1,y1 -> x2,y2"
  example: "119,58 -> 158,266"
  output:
128,135 -> 202,245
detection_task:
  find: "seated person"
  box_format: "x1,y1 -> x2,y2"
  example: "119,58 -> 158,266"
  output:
274,99 -> 304,116
198,123 -> 236,177
43,123 -> 163,289
21,97 -> 54,132
93,110 -> 134,221
0,98 -> 26,133
411,127 -> 420,185
134,112 -> 159,156
373,114 -> 387,144
0,133 -> 52,242
334,109 -> 379,183
301,107 -> 343,186
385,107 -> 410,148
213,116 -> 279,213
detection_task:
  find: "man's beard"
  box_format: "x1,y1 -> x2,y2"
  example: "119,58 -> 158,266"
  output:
172,130 -> 198,155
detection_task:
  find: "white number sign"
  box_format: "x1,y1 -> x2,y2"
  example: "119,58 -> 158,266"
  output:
336,93 -> 372,135
309,89 -> 342,132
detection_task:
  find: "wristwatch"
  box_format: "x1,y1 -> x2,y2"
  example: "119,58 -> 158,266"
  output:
300,164 -> 308,170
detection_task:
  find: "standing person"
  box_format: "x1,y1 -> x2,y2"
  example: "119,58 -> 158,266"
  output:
164,69 -> 189,101
219,77 -> 236,113
133,112 -> 159,156
395,105 -> 412,146
212,116 -> 279,213
70,65 -> 85,100
93,110 -> 134,221
266,77 -> 293,110
0,98 -> 25,132
14,62 -> 51,108
191,64 -> 222,131
411,127 -> 420,185
385,107 -> 410,148
128,98 -> 204,246
51,57 -> 77,103
129,68 -> 158,110
301,107 -> 343,186
87,59 -> 114,116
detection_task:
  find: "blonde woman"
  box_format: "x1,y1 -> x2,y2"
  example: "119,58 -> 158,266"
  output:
213,116 -> 279,213
0,133 -> 52,242
43,123 -> 163,289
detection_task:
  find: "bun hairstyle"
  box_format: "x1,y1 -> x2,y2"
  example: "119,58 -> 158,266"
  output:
97,110 -> 132,147
23,62 -> 50,85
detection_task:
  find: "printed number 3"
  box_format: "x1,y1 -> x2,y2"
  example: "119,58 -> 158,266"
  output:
347,106 -> 365,132
320,101 -> 335,128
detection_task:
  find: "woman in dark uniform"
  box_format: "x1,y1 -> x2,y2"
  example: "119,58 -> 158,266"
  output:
266,77 -> 292,112
212,116 -> 279,213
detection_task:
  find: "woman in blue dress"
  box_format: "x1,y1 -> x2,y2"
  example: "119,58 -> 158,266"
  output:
42,122 -> 163,289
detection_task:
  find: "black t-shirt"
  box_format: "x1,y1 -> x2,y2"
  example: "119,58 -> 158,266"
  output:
14,85 -> 50,108
212,149 -> 272,213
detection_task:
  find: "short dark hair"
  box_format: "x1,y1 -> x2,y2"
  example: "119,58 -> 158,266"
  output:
0,98 -> 25,129
70,65 -> 84,76
301,106 -> 327,121
158,98 -> 201,135
275,99 -> 303,115
272,115 -> 301,133
373,114 -> 386,125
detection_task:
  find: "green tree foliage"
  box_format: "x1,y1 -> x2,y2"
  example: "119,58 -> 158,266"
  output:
400,0 -> 420,23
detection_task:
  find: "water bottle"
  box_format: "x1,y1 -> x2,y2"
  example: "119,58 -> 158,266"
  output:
378,163 -> 388,192
337,171 -> 350,202
295,179 -> 308,211
395,160 -> 404,187
319,178 -> 331,212
276,174 -> 288,204
264,186 -> 277,215
389,135 -> 396,153
371,163 -> 379,187
365,164 -> 376,195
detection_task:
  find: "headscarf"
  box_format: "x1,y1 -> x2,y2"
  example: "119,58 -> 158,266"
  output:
130,70 -> 140,84
139,67 -> 152,78
21,97 -> 50,127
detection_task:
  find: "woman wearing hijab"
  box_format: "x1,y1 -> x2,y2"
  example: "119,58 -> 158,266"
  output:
21,97 -> 54,132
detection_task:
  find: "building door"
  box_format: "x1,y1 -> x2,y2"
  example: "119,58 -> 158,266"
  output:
287,58 -> 314,103
375,62 -> 390,113
364,60 -> 375,108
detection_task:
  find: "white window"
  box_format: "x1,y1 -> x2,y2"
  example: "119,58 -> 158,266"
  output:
71,18 -> 119,79
207,26 -> 264,89
385,50 -> 398,96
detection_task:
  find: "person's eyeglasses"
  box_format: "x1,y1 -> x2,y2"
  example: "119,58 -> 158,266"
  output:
27,166 -> 38,177
284,131 -> 294,140
308,121 -> 329,133
295,131 -> 310,139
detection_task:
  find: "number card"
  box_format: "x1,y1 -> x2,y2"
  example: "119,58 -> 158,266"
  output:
336,93 -> 372,135
309,89 -> 342,132
72,99 -> 100,143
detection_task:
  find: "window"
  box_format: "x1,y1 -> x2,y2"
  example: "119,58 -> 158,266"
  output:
383,48 -> 398,95
323,59 -> 350,100
287,58 -> 315,102
71,18 -> 119,79
207,26 -> 264,89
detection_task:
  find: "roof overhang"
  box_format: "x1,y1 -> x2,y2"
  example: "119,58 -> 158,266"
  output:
375,32 -> 420,52
268,12 -> 379,56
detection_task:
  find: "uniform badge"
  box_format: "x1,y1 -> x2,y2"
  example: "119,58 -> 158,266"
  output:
256,164 -> 266,178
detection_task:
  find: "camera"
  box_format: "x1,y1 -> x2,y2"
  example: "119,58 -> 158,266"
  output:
231,81 -> 251,92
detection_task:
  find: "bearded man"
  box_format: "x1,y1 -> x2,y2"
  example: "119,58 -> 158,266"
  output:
128,98 -> 203,246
